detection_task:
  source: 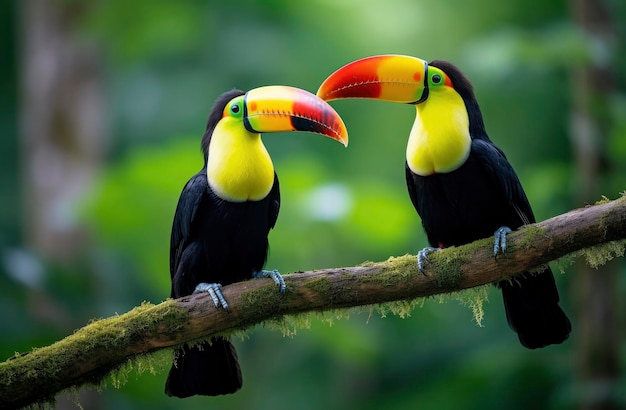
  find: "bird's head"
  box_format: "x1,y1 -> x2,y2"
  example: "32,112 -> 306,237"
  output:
316,55 -> 486,139
202,85 -> 349,159
201,86 -> 348,202
317,55 -> 492,176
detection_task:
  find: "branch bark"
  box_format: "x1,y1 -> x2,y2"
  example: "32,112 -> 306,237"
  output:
2,196 -> 626,409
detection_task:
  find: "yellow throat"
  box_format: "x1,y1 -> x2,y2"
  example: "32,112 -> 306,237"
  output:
206,118 -> 275,202
406,87 -> 471,176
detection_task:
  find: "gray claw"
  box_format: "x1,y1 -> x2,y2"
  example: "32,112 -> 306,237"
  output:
253,269 -> 286,294
493,226 -> 513,256
417,247 -> 440,274
193,282 -> 230,312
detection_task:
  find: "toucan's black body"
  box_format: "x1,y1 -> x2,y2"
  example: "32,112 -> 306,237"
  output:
168,171 -> 279,296
317,56 -> 570,348
164,86 -> 348,397
165,90 -> 280,397
406,61 -> 571,348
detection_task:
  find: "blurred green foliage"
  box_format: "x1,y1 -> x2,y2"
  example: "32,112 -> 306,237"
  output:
2,0 -> 626,409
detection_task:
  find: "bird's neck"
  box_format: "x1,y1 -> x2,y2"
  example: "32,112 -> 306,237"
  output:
406,89 -> 471,176
207,121 -> 274,202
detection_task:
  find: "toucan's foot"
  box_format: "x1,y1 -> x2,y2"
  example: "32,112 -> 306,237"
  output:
193,282 -> 230,312
493,226 -> 513,256
253,269 -> 286,294
417,247 -> 441,274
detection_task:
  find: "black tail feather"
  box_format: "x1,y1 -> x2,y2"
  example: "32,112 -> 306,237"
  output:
498,266 -> 571,349
165,337 -> 242,398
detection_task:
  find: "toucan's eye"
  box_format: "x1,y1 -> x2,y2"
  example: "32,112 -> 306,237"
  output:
224,97 -> 245,119
229,102 -> 242,117
427,69 -> 449,88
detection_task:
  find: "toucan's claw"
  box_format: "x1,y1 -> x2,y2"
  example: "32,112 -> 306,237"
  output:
417,247 -> 441,274
193,282 -> 230,312
493,226 -> 513,256
253,269 -> 286,294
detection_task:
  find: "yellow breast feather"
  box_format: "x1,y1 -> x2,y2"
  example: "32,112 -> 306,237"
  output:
406,88 -> 471,176
207,118 -> 275,202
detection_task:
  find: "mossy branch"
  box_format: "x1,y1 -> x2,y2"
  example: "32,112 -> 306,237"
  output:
2,195 -> 626,409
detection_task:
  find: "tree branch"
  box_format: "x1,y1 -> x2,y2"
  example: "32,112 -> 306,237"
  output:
2,195 -> 626,409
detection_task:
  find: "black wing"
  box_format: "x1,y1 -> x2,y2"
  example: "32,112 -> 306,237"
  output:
470,139 -> 535,226
268,173 -> 280,230
405,138 -> 536,246
169,171 -> 208,282
405,163 -> 420,216
472,140 -> 571,347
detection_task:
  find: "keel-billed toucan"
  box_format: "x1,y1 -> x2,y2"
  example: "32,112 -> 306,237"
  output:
165,86 -> 348,398
317,55 -> 571,349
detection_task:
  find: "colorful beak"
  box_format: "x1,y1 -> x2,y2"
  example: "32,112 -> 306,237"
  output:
243,86 -> 348,146
317,55 -> 429,104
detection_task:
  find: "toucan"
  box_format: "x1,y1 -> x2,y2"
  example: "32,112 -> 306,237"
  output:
165,86 -> 348,398
317,55 -> 571,349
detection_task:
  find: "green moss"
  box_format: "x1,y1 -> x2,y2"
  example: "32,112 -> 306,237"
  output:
357,255 -> 415,288
554,254 -> 575,274
237,283 -> 308,337
77,301 -> 188,350
356,249 -> 483,322
375,286 -> 488,326
442,285 -> 490,326
303,276 -> 332,295
575,239 -> 626,269
569,195 -> 626,269
108,348 -> 171,389
0,300 -> 190,408
257,307 -> 356,338
429,245 -> 472,290
516,225 -> 549,250
318,308 -> 352,326
265,313 -> 312,337
376,298 -> 424,319
241,286 -> 285,316
595,195 -> 611,205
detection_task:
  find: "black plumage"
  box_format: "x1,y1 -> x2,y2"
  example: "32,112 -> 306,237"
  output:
406,60 -> 571,348
165,90 -> 280,397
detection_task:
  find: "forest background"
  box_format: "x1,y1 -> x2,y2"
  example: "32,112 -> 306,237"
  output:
1,0 -> 625,409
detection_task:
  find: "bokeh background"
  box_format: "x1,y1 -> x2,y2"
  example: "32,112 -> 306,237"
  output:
1,0 -> 625,409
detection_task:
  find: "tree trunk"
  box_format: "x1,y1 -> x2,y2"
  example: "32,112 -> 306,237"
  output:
18,1 -> 107,408
568,0 -> 621,408
19,0 -> 106,262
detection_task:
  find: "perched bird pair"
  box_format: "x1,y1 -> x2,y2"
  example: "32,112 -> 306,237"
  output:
166,56 -> 571,398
